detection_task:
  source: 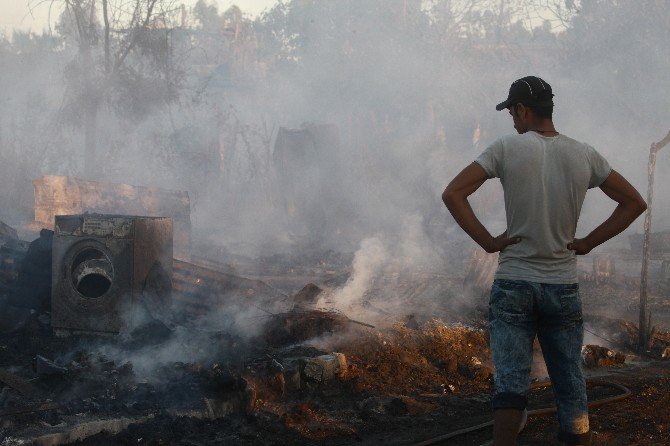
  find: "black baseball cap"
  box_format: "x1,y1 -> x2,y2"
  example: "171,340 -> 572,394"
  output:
495,76 -> 554,111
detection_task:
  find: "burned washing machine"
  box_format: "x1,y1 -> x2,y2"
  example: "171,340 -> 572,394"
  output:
52,214 -> 173,334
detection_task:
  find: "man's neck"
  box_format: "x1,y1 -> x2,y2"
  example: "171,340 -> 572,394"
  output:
527,119 -> 557,135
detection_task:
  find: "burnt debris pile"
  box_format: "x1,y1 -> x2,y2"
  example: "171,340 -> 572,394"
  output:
1,217 -> 670,445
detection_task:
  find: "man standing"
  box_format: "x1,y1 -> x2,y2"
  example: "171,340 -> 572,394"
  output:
442,76 -> 647,446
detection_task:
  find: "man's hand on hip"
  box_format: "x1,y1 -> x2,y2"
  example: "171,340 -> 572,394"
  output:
485,232 -> 522,253
567,171 -> 647,256
567,238 -> 592,255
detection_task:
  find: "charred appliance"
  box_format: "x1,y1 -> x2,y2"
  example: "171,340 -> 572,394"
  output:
51,214 -> 173,334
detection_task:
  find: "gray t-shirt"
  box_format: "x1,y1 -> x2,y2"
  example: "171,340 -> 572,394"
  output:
475,132 -> 612,284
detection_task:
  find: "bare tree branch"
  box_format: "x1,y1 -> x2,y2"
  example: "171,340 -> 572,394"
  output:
102,0 -> 111,71
113,0 -> 158,72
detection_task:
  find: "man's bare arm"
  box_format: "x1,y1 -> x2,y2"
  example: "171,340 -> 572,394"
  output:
442,162 -> 520,253
568,170 -> 647,255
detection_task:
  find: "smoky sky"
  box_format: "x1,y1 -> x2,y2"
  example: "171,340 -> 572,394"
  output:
0,0 -> 668,262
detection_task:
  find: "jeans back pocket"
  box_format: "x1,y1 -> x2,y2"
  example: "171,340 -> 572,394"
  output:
489,280 -> 534,325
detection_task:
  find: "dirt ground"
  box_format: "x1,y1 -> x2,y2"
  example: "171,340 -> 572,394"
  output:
65,361 -> 670,446
2,263 -> 670,446
521,363 -> 670,446
61,321 -> 670,446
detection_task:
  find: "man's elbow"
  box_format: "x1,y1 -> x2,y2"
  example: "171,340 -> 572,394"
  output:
635,198 -> 648,216
625,196 -> 647,218
441,187 -> 458,208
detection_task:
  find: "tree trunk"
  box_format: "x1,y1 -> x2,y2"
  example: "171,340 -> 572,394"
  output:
84,100 -> 98,174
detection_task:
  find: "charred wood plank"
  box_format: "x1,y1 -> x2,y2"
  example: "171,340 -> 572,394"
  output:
0,368 -> 39,397
0,401 -> 59,417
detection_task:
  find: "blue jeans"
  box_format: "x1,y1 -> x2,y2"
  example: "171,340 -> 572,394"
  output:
489,279 -> 590,444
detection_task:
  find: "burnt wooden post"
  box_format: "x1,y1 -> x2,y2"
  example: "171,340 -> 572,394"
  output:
639,130 -> 670,352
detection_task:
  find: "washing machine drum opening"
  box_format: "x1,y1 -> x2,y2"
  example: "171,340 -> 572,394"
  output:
71,248 -> 115,298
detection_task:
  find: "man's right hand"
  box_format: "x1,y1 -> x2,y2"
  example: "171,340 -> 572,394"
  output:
485,233 -> 522,253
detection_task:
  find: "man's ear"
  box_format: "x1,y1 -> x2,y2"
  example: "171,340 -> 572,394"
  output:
517,103 -> 526,116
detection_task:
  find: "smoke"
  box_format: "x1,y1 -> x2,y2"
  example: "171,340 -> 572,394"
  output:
2,2 -> 666,246
86,291 -> 279,379
318,215 -> 457,324
326,235 -> 389,310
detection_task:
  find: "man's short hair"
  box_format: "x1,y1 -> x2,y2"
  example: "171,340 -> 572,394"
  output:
527,103 -> 553,119
510,101 -> 553,120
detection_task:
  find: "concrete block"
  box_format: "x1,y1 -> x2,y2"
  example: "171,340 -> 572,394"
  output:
302,352 -> 347,383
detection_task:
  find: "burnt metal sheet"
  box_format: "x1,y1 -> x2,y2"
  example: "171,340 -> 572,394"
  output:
55,215 -> 135,238
170,259 -> 285,320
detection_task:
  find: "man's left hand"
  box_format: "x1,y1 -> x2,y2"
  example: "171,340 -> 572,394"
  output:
568,238 -> 592,255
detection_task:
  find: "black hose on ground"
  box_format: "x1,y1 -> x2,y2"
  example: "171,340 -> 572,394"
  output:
411,378 -> 631,446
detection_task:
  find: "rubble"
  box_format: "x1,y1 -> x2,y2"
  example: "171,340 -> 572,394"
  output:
302,353 -> 347,383
34,355 -> 69,377
0,220 -> 18,240
263,309 -> 350,348
403,314 -> 420,330
4,413 -> 153,445
0,220 -> 29,288
0,305 -> 30,335
584,314 -> 670,360
0,368 -> 40,397
171,258 -> 285,322
281,402 -> 357,442
358,395 -> 435,418
461,356 -> 493,381
9,229 -> 53,312
291,282 -> 323,308
339,320 -> 492,395
1,216 -> 668,445
0,222 -> 35,334
0,285 -> 664,446
590,255 -> 616,284
581,344 -> 626,368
